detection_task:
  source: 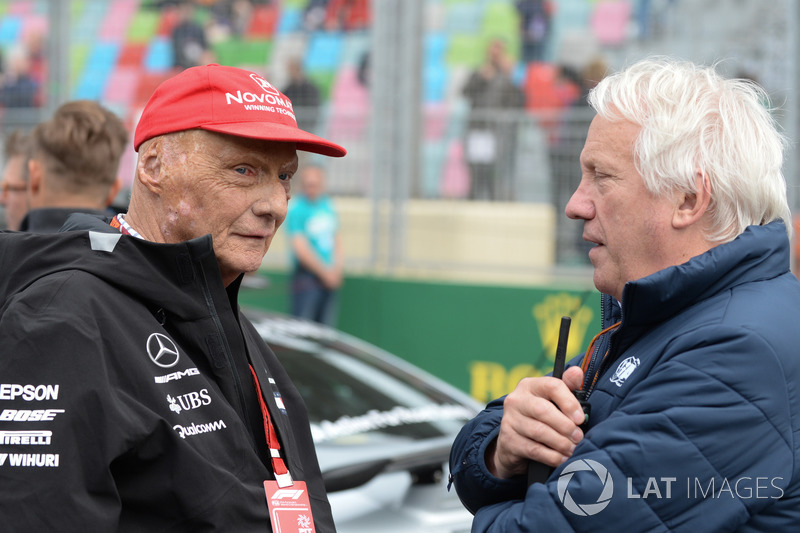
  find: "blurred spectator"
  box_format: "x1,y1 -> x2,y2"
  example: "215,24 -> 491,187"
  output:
23,26 -> 47,106
303,0 -> 330,31
0,130 -> 32,230
357,50 -> 370,88
0,47 -> 39,108
208,0 -> 256,38
516,0 -> 553,63
575,57 -> 609,106
462,39 -> 525,201
282,57 -> 322,134
549,56 -> 609,264
324,0 -> 371,31
20,100 -> 128,233
170,0 -> 214,70
287,165 -> 344,326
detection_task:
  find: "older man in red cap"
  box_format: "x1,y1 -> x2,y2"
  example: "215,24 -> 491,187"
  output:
0,65 -> 345,532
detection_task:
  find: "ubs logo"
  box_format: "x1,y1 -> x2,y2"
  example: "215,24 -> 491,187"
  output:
147,333 -> 180,368
167,389 -> 212,414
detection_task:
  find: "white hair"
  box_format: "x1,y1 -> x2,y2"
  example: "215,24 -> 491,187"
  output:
588,56 -> 791,242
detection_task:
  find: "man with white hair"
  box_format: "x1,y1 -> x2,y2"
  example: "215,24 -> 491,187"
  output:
450,57 -> 800,531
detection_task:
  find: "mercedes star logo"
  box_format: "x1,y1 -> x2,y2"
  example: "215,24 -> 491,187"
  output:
147,333 -> 180,368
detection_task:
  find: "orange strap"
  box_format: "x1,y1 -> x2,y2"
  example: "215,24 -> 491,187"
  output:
579,321 -> 621,390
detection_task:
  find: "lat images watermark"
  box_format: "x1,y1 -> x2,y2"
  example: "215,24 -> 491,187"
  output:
556,460 -> 785,517
557,459 -> 614,516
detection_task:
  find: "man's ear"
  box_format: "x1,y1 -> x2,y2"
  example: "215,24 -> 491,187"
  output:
673,170 -> 711,230
136,138 -> 163,194
27,158 -> 43,205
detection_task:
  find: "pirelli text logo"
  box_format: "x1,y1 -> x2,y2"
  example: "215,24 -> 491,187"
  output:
0,430 -> 52,445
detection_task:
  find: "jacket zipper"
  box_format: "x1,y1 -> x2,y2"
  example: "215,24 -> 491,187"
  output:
582,295 -> 608,396
197,267 -> 250,425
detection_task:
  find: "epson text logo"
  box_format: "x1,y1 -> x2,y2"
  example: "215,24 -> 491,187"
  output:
0,384 -> 59,401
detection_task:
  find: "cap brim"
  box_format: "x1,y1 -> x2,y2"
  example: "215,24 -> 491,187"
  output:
198,122 -> 346,158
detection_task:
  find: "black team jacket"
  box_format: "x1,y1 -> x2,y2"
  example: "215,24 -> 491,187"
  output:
0,214 -> 335,532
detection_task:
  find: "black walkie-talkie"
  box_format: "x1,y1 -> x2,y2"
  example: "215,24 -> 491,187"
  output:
527,316 -> 571,486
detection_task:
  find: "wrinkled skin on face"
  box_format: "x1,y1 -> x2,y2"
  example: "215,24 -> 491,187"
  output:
132,130 -> 298,286
566,115 -> 696,301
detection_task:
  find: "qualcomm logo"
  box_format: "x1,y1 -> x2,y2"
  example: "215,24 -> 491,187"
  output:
147,333 -> 180,368
557,459 -> 614,516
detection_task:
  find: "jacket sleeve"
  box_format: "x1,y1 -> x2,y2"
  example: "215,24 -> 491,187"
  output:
0,274 -> 130,530
448,396 -> 527,512
450,325 -> 794,532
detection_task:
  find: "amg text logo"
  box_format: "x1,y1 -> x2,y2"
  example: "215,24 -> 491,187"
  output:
154,368 -> 200,384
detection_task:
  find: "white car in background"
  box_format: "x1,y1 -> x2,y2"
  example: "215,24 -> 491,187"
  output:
244,309 -> 479,533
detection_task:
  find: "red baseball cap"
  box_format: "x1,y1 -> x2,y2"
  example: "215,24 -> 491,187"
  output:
133,64 -> 346,157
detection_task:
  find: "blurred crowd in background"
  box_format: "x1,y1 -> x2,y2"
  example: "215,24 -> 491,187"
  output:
0,0 -> 796,272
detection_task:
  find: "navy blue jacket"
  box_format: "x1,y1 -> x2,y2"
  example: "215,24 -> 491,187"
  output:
450,221 -> 800,532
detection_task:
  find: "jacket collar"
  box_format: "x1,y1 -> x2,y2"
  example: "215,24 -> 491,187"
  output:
608,221 -> 791,328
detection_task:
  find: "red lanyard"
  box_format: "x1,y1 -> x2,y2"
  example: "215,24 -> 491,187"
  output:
249,365 -> 293,488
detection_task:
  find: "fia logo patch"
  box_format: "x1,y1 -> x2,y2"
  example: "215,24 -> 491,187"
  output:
610,356 -> 640,387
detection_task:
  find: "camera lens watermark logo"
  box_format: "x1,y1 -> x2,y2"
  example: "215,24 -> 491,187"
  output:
557,459 -> 614,516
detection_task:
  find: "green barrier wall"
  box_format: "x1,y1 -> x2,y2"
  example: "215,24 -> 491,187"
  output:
240,270 -> 601,404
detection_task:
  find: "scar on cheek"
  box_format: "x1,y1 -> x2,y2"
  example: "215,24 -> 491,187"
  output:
177,201 -> 192,215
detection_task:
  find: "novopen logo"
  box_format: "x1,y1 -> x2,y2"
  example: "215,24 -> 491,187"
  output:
249,73 -> 281,96
557,459 -> 614,516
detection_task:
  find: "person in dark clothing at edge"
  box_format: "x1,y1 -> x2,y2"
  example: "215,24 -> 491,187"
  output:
449,57 -> 800,532
0,64 -> 346,532
20,99 -> 128,233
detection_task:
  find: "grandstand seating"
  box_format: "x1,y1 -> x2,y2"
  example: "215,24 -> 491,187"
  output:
0,0 -> 628,196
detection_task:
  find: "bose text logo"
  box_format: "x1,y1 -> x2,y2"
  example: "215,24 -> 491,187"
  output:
155,368 -> 200,384
0,384 -> 59,401
147,333 -> 180,368
167,389 -> 212,414
0,409 -> 65,422
0,430 -> 52,445
173,419 -> 227,439
557,459 -> 614,516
